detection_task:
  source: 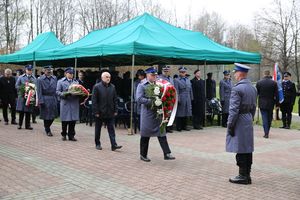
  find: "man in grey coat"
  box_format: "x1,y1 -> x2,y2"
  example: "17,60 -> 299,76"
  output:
226,63 -> 257,185
15,65 -> 36,130
56,67 -> 79,141
37,66 -> 58,136
174,66 -> 193,131
136,67 -> 175,162
92,71 -> 122,151
219,70 -> 233,127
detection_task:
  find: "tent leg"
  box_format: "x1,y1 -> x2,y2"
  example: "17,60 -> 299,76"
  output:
204,61 -> 207,127
33,61 -> 36,76
74,58 -> 78,78
129,55 -> 135,135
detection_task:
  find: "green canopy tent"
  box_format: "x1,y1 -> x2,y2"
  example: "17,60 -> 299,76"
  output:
34,13 -> 260,66
0,32 -> 64,67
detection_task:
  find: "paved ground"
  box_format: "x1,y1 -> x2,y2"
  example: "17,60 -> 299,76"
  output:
0,120 -> 299,200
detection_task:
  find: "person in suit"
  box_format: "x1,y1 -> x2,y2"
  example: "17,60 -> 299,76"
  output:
174,66 -> 193,131
226,63 -> 257,185
256,70 -> 278,138
159,65 -> 174,133
0,68 -> 17,125
15,65 -> 37,130
92,71 -> 122,151
206,72 -> 216,123
279,72 -> 296,129
219,70 -> 233,127
136,67 -> 175,162
191,69 -> 205,129
56,67 -> 79,141
36,65 -> 58,136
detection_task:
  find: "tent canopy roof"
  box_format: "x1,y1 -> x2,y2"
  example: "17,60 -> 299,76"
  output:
0,13 -> 261,66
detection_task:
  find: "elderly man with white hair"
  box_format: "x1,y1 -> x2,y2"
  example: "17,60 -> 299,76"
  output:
92,71 -> 122,151
0,68 -> 17,125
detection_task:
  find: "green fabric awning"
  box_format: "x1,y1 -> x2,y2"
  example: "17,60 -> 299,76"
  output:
0,32 -> 63,64
0,13 -> 261,66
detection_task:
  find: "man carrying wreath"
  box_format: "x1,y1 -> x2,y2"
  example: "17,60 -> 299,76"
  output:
136,67 -> 175,162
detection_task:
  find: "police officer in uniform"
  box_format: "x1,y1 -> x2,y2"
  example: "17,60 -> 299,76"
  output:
159,65 -> 174,133
56,67 -> 79,141
226,63 -> 257,185
174,66 -> 193,131
37,66 -> 58,136
136,67 -> 175,162
15,65 -> 36,130
219,70 -> 233,127
279,72 -> 296,129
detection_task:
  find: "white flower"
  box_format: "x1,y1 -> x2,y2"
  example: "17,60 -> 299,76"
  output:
154,99 -> 162,106
154,87 -> 160,95
157,109 -> 163,114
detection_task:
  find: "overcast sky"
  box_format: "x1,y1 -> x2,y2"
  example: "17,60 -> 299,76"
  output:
160,0 -> 273,26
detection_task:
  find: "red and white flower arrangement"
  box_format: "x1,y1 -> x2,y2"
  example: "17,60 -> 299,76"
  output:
64,83 -> 90,104
145,79 -> 178,133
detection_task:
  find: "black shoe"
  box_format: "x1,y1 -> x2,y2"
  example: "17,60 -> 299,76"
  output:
229,175 -> 251,184
193,126 -> 203,130
95,145 -> 102,150
111,145 -> 122,151
176,128 -> 182,132
11,121 -> 18,125
69,137 -> 77,141
25,127 -> 33,130
140,155 -> 151,162
17,126 -> 22,129
284,126 -> 290,129
183,127 -> 190,131
62,136 -> 67,141
32,121 -> 37,124
166,129 -> 173,133
46,132 -> 53,137
164,153 -> 176,160
279,126 -> 286,129
263,135 -> 269,138
4,121 -> 9,125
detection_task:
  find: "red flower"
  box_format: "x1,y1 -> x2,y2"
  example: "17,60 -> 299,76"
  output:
168,106 -> 173,110
162,96 -> 167,101
171,99 -> 176,103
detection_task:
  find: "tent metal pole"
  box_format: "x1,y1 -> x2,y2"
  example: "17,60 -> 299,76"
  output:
204,61 -> 207,127
74,58 -> 78,78
129,55 -> 135,135
33,61 -> 36,76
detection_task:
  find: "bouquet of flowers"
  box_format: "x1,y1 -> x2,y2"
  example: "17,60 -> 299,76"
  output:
19,81 -> 37,107
145,79 -> 178,133
64,83 -> 90,104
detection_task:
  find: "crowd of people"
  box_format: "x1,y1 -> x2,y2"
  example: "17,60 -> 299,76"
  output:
0,63 -> 299,185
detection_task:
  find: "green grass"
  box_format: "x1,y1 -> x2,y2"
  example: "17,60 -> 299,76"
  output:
254,114 -> 300,130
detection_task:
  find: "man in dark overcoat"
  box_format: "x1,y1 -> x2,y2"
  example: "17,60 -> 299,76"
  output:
159,65 -> 174,133
226,63 -> 257,185
191,69 -> 205,129
92,71 -> 122,151
0,68 -> 17,125
136,67 -> 175,162
256,70 -> 278,138
37,66 -> 58,136
219,70 -> 233,127
15,65 -> 36,130
174,66 -> 193,131
56,67 -> 79,141
279,72 -> 296,129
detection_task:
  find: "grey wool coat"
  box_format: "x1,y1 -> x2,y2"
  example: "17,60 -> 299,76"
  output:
56,77 -> 80,121
174,76 -> 193,117
219,79 -> 233,114
15,74 -> 37,112
226,78 -> 257,153
37,75 -> 58,120
136,80 -> 166,137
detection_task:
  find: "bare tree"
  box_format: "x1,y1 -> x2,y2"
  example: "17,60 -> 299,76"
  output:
193,11 -> 226,43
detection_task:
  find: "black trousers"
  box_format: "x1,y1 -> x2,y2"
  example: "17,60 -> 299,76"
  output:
140,136 -> 171,157
19,112 -> 31,128
192,115 -> 204,129
280,104 -> 293,127
44,119 -> 54,133
176,117 -> 188,130
94,117 -> 117,147
236,153 -> 253,168
2,100 -> 16,122
61,121 -> 76,139
222,113 -> 229,127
